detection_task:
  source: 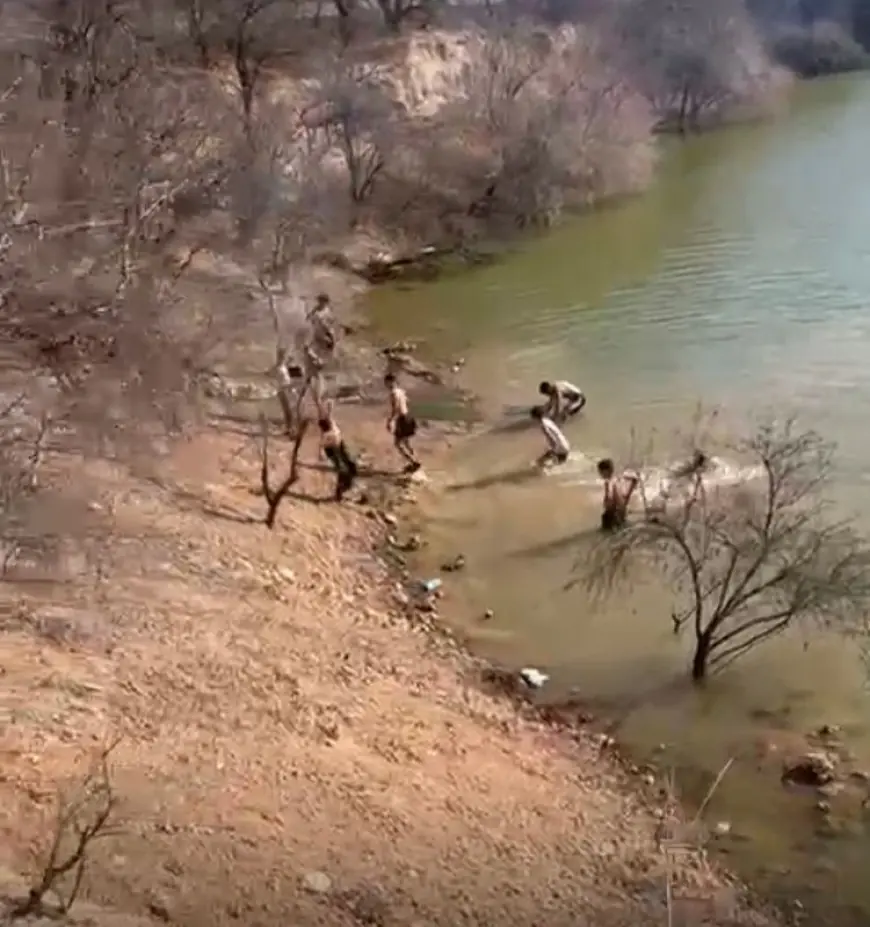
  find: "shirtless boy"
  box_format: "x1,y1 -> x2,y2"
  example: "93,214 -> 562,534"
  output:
654,449 -> 711,511
318,413 -> 358,501
307,293 -> 337,362
531,405 -> 571,468
385,373 -> 420,472
670,450 -> 710,480
539,380 -> 586,423
597,458 -> 639,532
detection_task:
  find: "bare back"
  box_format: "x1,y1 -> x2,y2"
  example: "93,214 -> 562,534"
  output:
390,386 -> 409,418
321,422 -> 341,450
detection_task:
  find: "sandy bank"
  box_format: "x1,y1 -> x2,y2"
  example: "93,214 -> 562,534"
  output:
0,360 -> 785,927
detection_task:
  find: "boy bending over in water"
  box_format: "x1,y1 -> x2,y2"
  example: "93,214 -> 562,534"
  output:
597,458 -> 639,532
385,373 -> 420,472
539,380 -> 586,423
318,413 -> 358,501
531,406 -> 571,468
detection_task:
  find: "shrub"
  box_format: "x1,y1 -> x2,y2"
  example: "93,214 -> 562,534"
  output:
771,20 -> 870,76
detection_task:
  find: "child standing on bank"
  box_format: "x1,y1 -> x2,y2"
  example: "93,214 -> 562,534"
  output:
318,412 -> 359,501
385,373 -> 420,473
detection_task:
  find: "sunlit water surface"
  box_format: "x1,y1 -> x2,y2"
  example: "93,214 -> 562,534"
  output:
368,75 -> 870,922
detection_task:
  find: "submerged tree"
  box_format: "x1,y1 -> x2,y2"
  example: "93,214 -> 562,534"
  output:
616,0 -> 778,132
581,419 -> 870,683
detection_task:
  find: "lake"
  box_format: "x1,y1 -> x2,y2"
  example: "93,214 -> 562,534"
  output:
367,75 -> 870,923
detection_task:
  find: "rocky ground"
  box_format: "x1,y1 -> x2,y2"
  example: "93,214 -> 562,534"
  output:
0,362 -> 787,927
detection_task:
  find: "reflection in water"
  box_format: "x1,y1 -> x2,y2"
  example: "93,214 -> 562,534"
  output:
369,76 -> 870,924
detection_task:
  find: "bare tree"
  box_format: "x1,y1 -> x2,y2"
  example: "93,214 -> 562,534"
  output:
313,63 -> 397,206
321,0 -> 359,46
581,419 -> 870,683
768,19 -> 869,77
259,413 -> 308,528
236,113 -> 345,434
0,4 -> 248,581
174,0 -> 221,67
228,0 -> 277,133
616,0 -> 776,131
168,0 -> 303,83
9,741 -> 120,919
0,396 -> 50,575
2,8 -> 229,436
429,25 -> 653,229
370,0 -> 433,32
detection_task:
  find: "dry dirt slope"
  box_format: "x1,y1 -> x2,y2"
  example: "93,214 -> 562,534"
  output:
0,422 -> 778,927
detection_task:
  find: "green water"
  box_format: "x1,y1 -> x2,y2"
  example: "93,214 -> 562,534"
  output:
367,75 -> 870,923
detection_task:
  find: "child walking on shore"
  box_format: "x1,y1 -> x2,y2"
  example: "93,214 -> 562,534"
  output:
385,373 -> 420,472
318,413 -> 358,501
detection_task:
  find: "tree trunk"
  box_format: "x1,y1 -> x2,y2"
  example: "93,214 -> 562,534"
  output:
277,387 -> 295,437
677,85 -> 690,135
691,630 -> 712,683
377,0 -> 402,32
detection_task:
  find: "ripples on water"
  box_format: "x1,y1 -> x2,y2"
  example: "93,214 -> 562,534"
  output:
546,451 -> 763,504
370,76 -> 870,925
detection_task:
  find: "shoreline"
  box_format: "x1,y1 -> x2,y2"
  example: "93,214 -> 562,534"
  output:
349,314 -> 869,927
0,312 -> 787,927
325,327 -> 794,923
2,11 -> 867,921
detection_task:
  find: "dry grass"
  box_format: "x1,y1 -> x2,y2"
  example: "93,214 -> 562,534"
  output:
0,405 -> 782,927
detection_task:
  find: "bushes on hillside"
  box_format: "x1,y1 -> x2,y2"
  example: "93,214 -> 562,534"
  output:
391,26 -> 656,235
770,20 -> 870,76
615,0 -> 788,132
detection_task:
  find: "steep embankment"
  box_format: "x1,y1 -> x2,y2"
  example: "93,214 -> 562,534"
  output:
0,389 -> 784,927
252,23 -> 658,277
0,18 -> 790,927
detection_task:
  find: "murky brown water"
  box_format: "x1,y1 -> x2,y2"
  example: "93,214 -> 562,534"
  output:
367,75 -> 870,922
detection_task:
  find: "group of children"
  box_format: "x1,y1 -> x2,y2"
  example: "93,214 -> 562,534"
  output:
530,379 -> 587,466
316,373 -> 421,500
314,372 -> 421,502
529,380 -> 633,531
529,379 -> 712,532
275,294 -> 423,503
286,295 -> 709,524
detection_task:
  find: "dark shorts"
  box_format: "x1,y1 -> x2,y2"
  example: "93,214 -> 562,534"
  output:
553,450 -> 569,464
601,507 -> 626,532
394,414 -> 417,441
317,332 -> 336,353
326,442 -> 357,475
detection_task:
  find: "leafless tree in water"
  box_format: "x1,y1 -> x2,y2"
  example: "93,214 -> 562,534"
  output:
615,0 -> 779,132
578,418 -> 870,682
415,24 -> 654,233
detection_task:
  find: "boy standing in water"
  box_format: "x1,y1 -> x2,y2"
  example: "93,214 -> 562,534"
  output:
597,458 -> 639,531
539,380 -> 586,423
385,373 -> 420,472
318,412 -> 358,501
531,406 -> 571,468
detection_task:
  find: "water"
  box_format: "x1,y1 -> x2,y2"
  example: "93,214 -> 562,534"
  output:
367,75 -> 870,922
